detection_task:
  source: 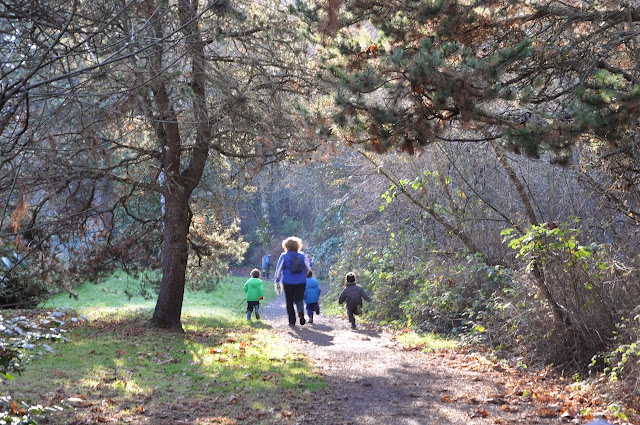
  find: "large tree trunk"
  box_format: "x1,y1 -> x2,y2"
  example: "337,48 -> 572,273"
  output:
149,189 -> 191,332
147,0 -> 210,332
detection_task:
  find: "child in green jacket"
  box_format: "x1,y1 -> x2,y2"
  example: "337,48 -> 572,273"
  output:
244,269 -> 264,321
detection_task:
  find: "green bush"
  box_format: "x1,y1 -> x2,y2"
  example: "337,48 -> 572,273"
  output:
592,315 -> 640,405
0,311 -> 72,380
331,230 -> 510,334
307,236 -> 343,279
279,215 -> 304,237
499,219 -> 640,368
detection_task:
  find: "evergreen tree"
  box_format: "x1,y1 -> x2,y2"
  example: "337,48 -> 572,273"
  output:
297,0 -> 640,165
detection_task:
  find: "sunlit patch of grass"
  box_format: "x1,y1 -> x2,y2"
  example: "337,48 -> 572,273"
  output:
396,330 -> 458,351
320,296 -> 344,317
39,270 -> 157,310
7,272 -> 323,424
39,271 -> 277,320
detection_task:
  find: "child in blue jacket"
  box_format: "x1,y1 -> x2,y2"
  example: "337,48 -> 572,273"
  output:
304,271 -> 321,323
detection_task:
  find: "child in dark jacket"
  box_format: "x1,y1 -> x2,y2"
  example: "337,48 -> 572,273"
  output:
338,272 -> 371,329
244,269 -> 264,321
304,271 -> 321,324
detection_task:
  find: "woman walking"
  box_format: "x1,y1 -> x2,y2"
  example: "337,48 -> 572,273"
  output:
274,236 -> 311,327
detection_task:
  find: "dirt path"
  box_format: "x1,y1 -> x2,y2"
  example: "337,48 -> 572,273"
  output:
260,291 -> 598,425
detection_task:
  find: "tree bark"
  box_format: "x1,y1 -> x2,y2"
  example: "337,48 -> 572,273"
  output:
150,190 -> 191,331
148,0 -> 210,332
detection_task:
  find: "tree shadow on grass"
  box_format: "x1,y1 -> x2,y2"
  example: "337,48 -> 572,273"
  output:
8,311 -> 325,424
248,320 -> 272,329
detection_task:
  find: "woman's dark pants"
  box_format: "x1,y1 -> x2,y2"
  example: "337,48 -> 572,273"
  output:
283,283 -> 306,325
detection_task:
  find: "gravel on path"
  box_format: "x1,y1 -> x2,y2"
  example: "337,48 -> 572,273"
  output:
259,290 -> 574,425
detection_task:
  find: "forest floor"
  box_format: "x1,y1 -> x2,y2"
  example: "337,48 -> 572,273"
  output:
259,289 -> 633,425
9,271 -> 636,425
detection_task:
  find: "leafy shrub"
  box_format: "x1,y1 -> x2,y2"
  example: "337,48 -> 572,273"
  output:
0,398 -> 40,425
0,311 -> 72,380
394,253 -> 513,335
592,314 -> 640,407
307,236 -> 343,279
187,216 -> 247,291
499,220 -> 640,368
332,229 -> 510,334
279,215 -> 304,237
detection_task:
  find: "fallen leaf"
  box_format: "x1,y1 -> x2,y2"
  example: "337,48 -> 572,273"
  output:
470,408 -> 489,418
261,372 -> 281,381
536,406 -> 559,418
441,394 -> 456,403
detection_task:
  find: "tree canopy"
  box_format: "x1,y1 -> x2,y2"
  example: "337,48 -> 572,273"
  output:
0,0 -> 317,329
297,0 -> 639,169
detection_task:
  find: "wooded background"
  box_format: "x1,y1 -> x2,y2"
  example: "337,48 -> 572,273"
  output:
2,0 -> 640,400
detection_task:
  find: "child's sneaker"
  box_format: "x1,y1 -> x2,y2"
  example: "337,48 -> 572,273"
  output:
255,311 -> 260,320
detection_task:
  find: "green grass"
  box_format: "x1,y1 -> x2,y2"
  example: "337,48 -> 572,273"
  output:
39,270 -> 271,318
3,272 -> 324,424
319,289 -> 344,317
396,330 -> 458,351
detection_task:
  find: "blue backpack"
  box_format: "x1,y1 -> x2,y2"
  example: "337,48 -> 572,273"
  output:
289,254 -> 304,273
